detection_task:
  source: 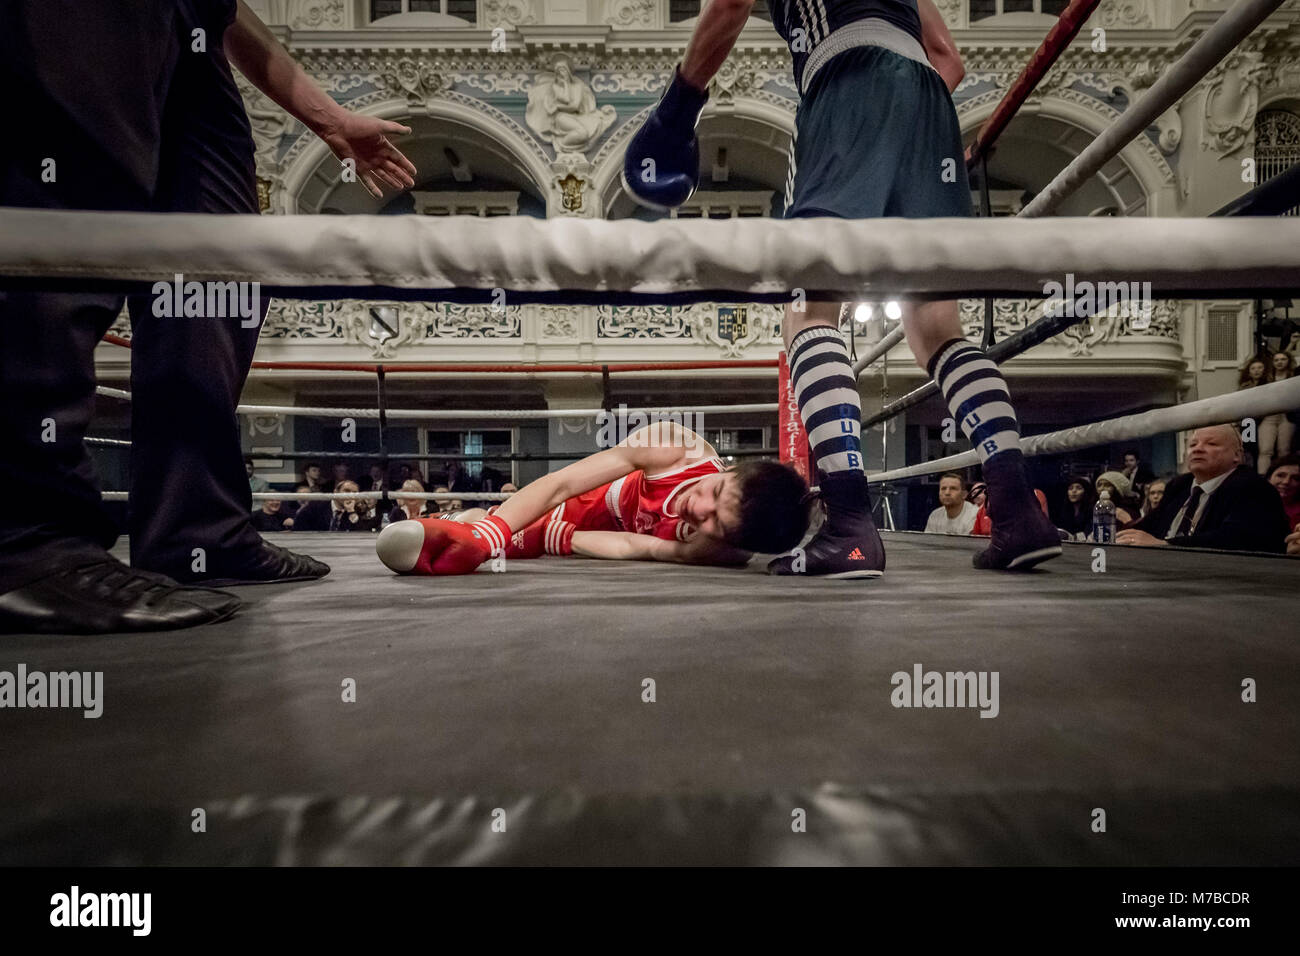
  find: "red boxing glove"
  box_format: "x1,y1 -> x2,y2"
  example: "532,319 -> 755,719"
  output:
410,514 -> 512,575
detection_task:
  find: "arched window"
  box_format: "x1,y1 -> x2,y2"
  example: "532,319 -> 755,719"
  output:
1254,109 -> 1300,216
670,0 -> 771,23
371,0 -> 476,23
970,0 -> 1067,22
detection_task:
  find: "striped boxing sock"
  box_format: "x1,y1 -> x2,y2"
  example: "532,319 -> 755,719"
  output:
788,325 -> 863,476
929,338 -> 1022,463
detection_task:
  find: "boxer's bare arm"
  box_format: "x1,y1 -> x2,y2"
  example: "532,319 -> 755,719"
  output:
917,0 -> 964,93
572,530 -> 751,567
680,0 -> 756,90
493,421 -> 718,531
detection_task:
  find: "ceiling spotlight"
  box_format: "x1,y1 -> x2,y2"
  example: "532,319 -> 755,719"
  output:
884,300 -> 902,321
854,303 -> 874,323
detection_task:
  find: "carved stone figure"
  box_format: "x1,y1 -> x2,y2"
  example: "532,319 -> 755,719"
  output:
526,58 -> 617,155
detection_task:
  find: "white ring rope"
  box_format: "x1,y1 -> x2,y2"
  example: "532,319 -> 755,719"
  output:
868,375 -> 1300,484
93,388 -> 778,420
5,210 -> 1299,300
1020,0 -> 1288,217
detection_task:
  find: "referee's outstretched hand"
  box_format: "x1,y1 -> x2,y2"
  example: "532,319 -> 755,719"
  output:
319,113 -> 418,200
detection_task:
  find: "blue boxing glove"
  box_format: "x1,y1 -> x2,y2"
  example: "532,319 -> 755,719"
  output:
621,66 -> 708,211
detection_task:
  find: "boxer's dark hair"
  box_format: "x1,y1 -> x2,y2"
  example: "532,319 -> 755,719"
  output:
726,460 -> 812,554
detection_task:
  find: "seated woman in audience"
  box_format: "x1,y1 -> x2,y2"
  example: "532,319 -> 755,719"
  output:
1055,478 -> 1095,540
1267,454 -> 1300,532
1238,355 -> 1272,472
1263,351 -> 1296,472
330,480 -> 381,532
1139,477 -> 1167,519
1094,471 -> 1139,526
387,479 -> 429,524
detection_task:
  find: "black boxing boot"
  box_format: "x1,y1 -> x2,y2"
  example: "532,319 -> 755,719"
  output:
973,450 -> 1062,571
768,471 -> 885,579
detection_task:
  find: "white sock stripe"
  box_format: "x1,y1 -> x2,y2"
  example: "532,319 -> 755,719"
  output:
793,373 -> 859,410
818,451 -> 860,473
958,400 -> 1017,432
947,376 -> 1010,412
973,430 -> 1022,462
790,333 -> 846,362
790,326 -> 843,356
935,340 -> 979,376
790,341 -> 849,387
939,357 -> 1000,393
806,419 -> 860,448
545,520 -> 560,554
798,386 -> 861,422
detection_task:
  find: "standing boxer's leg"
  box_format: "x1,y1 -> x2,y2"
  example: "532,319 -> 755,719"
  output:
766,300 -> 886,578
128,0 -> 327,585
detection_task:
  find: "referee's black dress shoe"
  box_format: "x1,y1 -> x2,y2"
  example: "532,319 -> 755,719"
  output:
189,539 -> 330,588
0,554 -> 241,635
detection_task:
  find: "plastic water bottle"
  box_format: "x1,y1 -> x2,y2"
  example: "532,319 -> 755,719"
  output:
1092,489 -> 1116,544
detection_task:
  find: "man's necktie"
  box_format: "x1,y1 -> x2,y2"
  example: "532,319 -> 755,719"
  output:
1174,486 -> 1203,538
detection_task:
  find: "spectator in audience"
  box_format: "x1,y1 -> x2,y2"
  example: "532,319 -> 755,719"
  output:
432,485 -> 463,514
329,480 -> 379,532
250,498 -> 290,533
245,456 -> 270,513
1116,425 -> 1289,552
445,460 -> 466,490
302,462 -> 325,492
973,489 -> 1049,537
394,461 -> 424,487
500,482 -> 519,495
1056,478 -> 1095,539
387,479 -> 429,524
362,464 -> 388,493
1238,356 -> 1270,471
1257,351 -> 1296,473
246,456 -> 270,492
331,462 -> 351,487
1119,450 -> 1154,497
924,472 -> 978,535
287,484 -> 331,532
1140,477 -> 1167,519
1094,471 -> 1139,526
967,481 -> 987,509
1267,454 -> 1300,531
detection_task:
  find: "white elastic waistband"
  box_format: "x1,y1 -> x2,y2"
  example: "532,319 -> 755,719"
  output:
800,19 -> 932,95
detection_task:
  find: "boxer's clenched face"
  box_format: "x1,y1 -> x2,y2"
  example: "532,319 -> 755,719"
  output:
677,472 -> 742,540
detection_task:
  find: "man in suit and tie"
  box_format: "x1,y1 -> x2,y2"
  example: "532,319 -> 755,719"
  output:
1116,425 -> 1289,553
